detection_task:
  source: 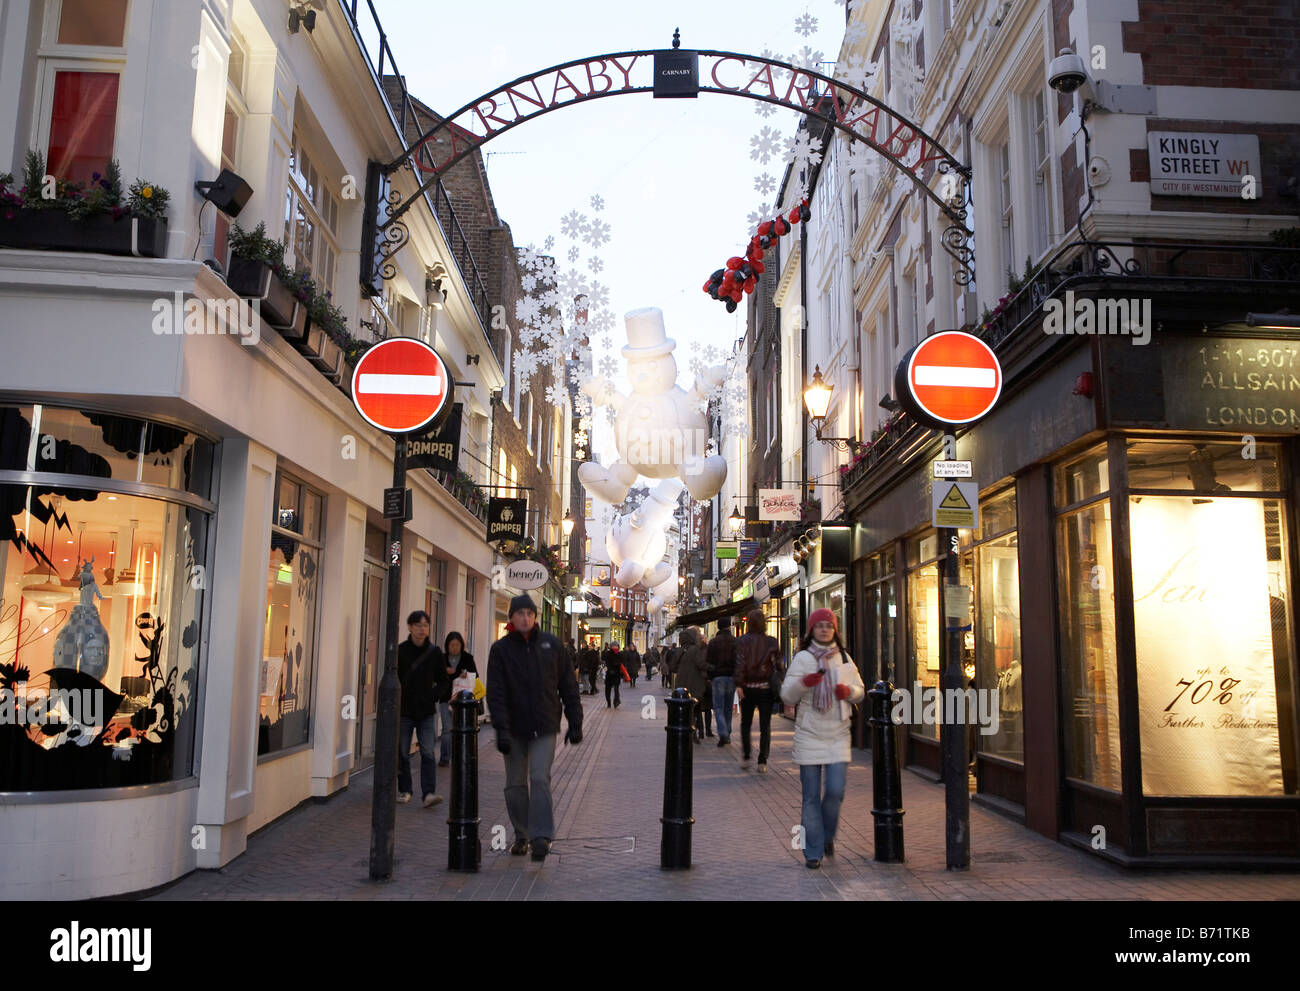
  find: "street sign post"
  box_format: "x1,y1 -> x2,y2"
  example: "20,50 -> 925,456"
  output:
353,338 -> 453,882
895,333 -> 1004,874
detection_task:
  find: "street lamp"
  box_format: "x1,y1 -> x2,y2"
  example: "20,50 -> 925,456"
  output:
803,365 -> 857,453
561,510 -> 575,538
727,502 -> 744,537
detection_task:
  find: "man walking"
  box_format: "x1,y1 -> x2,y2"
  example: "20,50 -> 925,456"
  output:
735,607 -> 781,773
486,594 -> 583,861
706,616 -> 738,747
579,640 -> 600,694
624,642 -> 641,687
397,610 -> 447,807
602,641 -> 622,708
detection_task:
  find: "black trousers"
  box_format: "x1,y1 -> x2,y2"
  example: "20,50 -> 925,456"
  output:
585,670 -> 599,693
605,672 -> 621,707
739,687 -> 774,763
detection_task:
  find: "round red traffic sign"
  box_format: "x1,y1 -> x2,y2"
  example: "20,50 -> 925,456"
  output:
898,331 -> 1002,426
351,338 -> 452,433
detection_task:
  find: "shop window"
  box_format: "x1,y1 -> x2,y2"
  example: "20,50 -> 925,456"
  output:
1126,440 -> 1294,796
0,405 -> 211,792
1057,480 -> 1121,790
972,488 -> 1022,762
906,531 -> 972,741
1056,446 -> 1110,507
464,575 -> 477,656
259,472 -> 323,757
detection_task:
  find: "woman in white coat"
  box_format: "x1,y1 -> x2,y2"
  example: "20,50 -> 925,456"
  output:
780,608 -> 865,869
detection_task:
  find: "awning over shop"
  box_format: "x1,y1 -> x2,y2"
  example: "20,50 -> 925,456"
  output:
667,596 -> 757,632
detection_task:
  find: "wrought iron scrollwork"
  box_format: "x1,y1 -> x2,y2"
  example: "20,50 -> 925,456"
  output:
937,160 -> 976,287
376,187 -> 411,281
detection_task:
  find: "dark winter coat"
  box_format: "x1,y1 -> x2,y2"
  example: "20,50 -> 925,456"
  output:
623,647 -> 641,676
673,629 -> 711,703
705,628 -> 737,678
486,626 -> 582,742
602,645 -> 622,673
398,637 -> 446,719
579,646 -> 600,676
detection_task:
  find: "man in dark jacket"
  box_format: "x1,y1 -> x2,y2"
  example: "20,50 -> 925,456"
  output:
663,640 -> 682,688
486,594 -> 582,861
397,610 -> 448,807
734,607 -> 781,772
705,616 -> 738,747
624,643 -> 641,686
578,641 -> 600,694
602,642 -> 622,708
674,628 -> 711,742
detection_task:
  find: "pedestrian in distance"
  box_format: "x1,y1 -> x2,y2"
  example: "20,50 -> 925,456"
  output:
486,594 -> 582,862
564,636 -> 580,687
397,610 -> 448,807
706,616 -> 738,747
624,642 -> 641,687
602,641 -> 622,708
780,608 -> 865,868
645,644 -> 659,683
437,630 -> 476,767
661,640 -> 677,688
579,641 -> 600,694
673,627 -> 711,744
734,607 -> 781,772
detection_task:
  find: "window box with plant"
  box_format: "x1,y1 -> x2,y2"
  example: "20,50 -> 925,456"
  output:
225,221 -> 303,332
0,153 -> 170,258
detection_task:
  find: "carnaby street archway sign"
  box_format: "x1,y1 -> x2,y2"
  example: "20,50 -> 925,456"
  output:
362,43 -> 974,293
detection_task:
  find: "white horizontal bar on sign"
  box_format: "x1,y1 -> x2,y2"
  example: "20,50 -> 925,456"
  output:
357,374 -> 442,395
913,365 -> 995,388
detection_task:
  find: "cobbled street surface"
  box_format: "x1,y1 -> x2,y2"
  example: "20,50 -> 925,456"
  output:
151,686 -> 1300,901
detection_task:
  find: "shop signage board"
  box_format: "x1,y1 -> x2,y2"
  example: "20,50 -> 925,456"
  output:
738,540 -> 760,564
933,460 -> 972,478
758,488 -> 800,520
487,497 -> 527,543
732,581 -> 753,602
351,337 -> 452,433
715,541 -> 738,559
1161,337 -> 1300,430
896,331 -> 1002,429
504,559 -> 549,590
406,403 -> 463,471
754,570 -> 771,602
1147,132 -> 1259,198
932,481 -> 978,529
382,486 -> 412,521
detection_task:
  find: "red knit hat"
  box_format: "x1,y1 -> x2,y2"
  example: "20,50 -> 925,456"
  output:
807,608 -> 838,631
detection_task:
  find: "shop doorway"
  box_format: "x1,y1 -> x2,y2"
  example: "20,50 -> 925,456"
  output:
355,561 -> 387,768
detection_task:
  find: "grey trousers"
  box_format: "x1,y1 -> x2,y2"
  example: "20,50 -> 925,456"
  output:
503,733 -> 557,842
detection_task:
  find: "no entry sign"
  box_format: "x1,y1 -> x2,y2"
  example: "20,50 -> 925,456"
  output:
351,338 -> 452,434
895,331 -> 1002,428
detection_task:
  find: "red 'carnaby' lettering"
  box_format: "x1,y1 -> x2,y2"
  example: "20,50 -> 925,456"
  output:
504,79 -> 547,116
785,71 -> 817,109
711,55 -> 746,90
585,58 -> 613,94
550,67 -> 585,105
742,62 -> 778,99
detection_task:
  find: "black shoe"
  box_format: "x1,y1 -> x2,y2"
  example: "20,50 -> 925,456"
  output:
606,702 -> 611,708
825,840 -> 835,856
438,759 -> 450,767
510,838 -> 530,856
705,730 -> 714,737
716,738 -> 727,747
531,838 -> 551,861
805,859 -> 821,869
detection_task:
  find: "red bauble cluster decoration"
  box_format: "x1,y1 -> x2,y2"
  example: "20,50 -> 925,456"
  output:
702,199 -> 811,312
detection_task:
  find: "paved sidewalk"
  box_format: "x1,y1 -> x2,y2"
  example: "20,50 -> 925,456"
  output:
151,686 -> 1300,900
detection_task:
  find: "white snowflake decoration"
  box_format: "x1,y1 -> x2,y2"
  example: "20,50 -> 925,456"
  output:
794,12 -> 818,37
543,235 -> 555,251
567,245 -> 580,263
545,383 -> 566,407
750,126 -> 782,165
753,101 -> 777,118
785,131 -> 824,171
789,46 -> 825,72
597,354 -> 617,378
838,54 -> 878,92
590,194 -> 605,211
746,202 -> 772,229
585,218 -> 611,248
754,173 -> 776,196
560,210 -> 589,240
589,256 -> 604,273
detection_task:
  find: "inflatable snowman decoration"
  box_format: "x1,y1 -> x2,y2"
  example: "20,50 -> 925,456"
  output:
580,307 -> 728,506
607,478 -> 682,589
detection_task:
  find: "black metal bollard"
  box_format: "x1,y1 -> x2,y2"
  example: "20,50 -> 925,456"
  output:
660,688 -> 696,869
868,680 -> 905,862
447,690 -> 480,872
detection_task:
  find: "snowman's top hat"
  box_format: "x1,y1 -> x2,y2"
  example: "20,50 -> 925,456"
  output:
622,307 -> 677,360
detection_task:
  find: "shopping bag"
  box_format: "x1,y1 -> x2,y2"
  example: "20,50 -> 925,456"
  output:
472,677 -> 487,701
452,672 -> 476,697
620,664 -> 630,683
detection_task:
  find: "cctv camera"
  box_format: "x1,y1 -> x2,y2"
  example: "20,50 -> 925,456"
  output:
1048,48 -> 1089,94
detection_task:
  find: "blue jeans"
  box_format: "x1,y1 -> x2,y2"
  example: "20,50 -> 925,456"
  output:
502,734 -> 557,841
438,702 -> 453,763
398,713 -> 439,798
712,677 -> 735,740
799,762 -> 847,862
